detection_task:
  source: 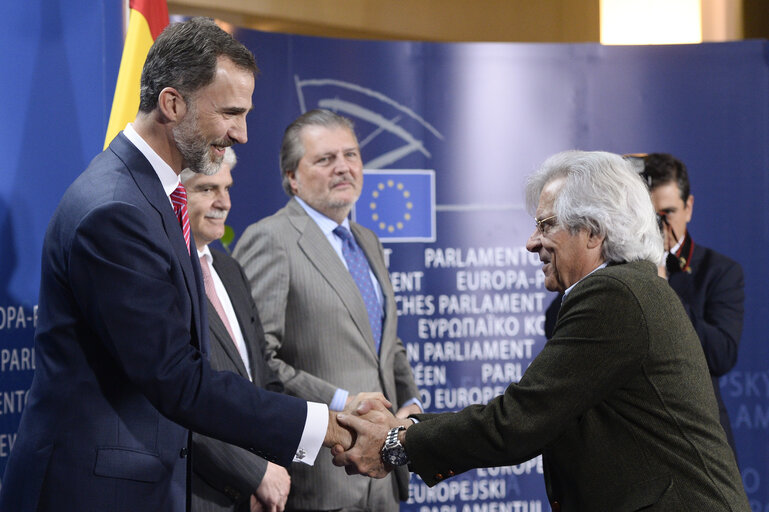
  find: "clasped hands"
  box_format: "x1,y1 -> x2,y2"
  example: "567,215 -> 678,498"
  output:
323,392 -> 413,478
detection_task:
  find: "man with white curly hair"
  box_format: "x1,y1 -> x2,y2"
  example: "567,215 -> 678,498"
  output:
333,150 -> 749,511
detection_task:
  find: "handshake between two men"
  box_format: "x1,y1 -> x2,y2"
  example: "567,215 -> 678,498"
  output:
324,393 -> 412,479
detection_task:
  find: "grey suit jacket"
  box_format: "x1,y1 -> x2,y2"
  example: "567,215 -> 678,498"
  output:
405,261 -> 748,511
191,249 -> 286,512
234,198 -> 419,510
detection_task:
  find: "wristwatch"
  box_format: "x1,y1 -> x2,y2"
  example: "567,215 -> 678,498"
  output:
381,426 -> 409,466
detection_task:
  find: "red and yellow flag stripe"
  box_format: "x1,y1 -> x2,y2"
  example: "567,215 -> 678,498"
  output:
104,0 -> 169,149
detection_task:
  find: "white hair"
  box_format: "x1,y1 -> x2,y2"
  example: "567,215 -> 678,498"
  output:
180,146 -> 238,185
525,150 -> 664,266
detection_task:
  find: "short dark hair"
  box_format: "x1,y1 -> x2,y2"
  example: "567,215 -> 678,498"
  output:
279,109 -> 357,196
139,17 -> 257,113
641,153 -> 691,201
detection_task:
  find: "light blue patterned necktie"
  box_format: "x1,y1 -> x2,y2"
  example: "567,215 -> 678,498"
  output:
333,226 -> 382,352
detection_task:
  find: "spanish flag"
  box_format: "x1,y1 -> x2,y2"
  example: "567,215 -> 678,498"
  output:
104,0 -> 169,148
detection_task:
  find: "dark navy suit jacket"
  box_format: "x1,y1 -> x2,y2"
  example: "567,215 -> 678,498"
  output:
668,240 -> 744,456
0,134 -> 307,512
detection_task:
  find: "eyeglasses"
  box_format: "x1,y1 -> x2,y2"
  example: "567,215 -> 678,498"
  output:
534,214 -> 557,235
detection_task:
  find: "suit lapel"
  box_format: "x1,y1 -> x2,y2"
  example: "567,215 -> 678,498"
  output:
352,222 -> 392,352
287,200 -> 378,358
210,252 -> 252,379
668,243 -> 702,300
205,300 -> 250,378
109,133 -> 206,352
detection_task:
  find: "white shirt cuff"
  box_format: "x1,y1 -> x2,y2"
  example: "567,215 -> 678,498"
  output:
293,402 -> 328,465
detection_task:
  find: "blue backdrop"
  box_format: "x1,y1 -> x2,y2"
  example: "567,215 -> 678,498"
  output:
1,3 -> 767,510
0,0 -> 123,487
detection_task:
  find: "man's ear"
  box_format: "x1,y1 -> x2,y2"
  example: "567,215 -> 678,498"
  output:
157,87 -> 186,123
286,170 -> 299,195
586,230 -> 605,250
685,194 -> 694,223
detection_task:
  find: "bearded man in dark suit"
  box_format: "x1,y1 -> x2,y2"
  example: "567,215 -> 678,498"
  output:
0,19 -> 351,512
334,150 -> 749,511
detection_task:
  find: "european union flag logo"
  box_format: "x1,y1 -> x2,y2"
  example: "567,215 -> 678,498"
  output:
353,170 -> 435,242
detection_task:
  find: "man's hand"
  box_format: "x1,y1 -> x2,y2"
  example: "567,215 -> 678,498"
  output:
344,391 -> 392,414
658,217 -> 673,252
324,410 -> 353,449
252,462 -> 290,512
331,399 -> 410,478
325,392 -> 393,450
395,402 -> 422,419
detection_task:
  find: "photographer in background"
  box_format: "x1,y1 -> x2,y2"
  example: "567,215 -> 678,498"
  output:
642,152 -> 745,461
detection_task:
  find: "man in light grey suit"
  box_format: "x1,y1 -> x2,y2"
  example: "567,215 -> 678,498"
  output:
234,109 -> 422,511
183,148 -> 291,512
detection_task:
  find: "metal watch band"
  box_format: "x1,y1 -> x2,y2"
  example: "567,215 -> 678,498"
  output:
381,425 -> 409,466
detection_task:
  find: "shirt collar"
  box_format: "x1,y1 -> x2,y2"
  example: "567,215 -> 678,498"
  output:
563,262 -> 608,298
123,123 -> 180,198
197,244 -> 212,263
294,196 -> 351,233
669,232 -> 685,255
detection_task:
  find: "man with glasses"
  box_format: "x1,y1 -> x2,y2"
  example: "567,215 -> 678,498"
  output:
332,150 -> 749,511
545,152 -> 745,462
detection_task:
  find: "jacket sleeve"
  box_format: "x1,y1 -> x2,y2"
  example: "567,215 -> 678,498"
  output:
233,259 -> 285,394
404,274 -> 649,486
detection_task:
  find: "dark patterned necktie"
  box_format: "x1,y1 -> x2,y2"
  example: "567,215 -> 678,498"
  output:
333,226 -> 382,352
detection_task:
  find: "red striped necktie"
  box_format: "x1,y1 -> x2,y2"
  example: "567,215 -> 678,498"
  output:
170,184 -> 190,254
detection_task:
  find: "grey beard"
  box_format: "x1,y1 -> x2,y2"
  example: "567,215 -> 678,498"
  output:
173,118 -> 223,176
176,136 -> 222,176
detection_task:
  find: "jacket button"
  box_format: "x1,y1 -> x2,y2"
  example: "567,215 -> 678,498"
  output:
447,470 -> 455,477
434,473 -> 443,481
551,501 -> 560,512
180,447 -> 188,458
224,486 -> 241,500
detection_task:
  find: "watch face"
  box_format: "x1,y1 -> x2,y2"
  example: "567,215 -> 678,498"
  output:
382,427 -> 409,466
385,447 -> 408,466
